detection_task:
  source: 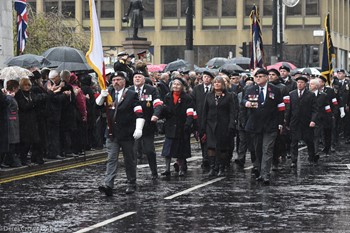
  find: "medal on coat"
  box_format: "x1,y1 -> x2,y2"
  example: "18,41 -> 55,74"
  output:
346,84 -> 349,90
146,101 -> 151,107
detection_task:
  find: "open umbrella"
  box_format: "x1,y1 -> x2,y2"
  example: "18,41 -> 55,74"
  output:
206,57 -> 228,68
164,59 -> 189,72
42,46 -> 91,72
147,64 -> 167,72
298,67 -> 320,76
0,66 -> 32,80
219,63 -> 244,74
225,57 -> 251,69
266,61 -> 297,71
4,54 -> 51,68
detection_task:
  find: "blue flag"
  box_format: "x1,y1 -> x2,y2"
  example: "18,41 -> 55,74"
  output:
250,5 -> 265,69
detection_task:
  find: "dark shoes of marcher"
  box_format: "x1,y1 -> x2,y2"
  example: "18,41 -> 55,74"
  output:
125,185 -> 136,194
161,170 -> 171,177
98,185 -> 113,196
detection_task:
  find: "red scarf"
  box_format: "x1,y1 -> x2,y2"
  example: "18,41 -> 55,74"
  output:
173,91 -> 181,105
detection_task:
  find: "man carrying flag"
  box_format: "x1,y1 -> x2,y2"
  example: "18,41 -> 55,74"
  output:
321,13 -> 336,86
250,5 -> 265,70
86,0 -> 145,196
15,0 -> 28,55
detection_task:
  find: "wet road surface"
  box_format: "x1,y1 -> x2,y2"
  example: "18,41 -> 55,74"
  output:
1,143 -> 350,232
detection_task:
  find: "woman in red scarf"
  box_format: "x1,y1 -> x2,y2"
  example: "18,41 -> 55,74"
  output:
160,77 -> 194,177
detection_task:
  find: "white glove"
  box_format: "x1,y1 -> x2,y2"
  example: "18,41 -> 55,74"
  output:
95,89 -> 109,106
133,118 -> 145,140
340,107 -> 346,118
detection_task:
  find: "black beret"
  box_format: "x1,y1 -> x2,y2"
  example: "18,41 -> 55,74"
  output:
128,54 -> 135,58
202,70 -> 215,79
254,68 -> 269,76
114,71 -> 128,80
319,75 -> 327,83
267,68 -> 280,77
244,76 -> 254,83
337,69 -> 345,73
295,76 -> 308,82
229,72 -> 240,77
132,69 -> 145,77
181,69 -> 190,75
29,70 -> 42,80
279,65 -> 290,72
173,77 -> 187,86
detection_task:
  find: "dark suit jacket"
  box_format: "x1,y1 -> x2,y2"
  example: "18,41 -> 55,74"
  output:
201,91 -> 237,150
129,84 -> 162,135
162,91 -> 194,139
243,83 -> 284,134
315,91 -> 332,129
107,88 -> 143,141
191,84 -> 211,128
323,86 -> 339,115
286,89 -> 318,131
157,80 -> 170,101
282,76 -> 297,92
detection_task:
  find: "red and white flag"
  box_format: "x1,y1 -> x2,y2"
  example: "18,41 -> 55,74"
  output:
86,0 -> 111,104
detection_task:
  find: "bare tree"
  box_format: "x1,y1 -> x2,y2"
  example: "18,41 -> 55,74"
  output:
14,5 -> 90,55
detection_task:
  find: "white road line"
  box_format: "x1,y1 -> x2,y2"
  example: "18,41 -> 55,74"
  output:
73,212 -> 136,233
298,146 -> 307,151
164,177 -> 225,200
244,166 -> 254,170
346,164 -> 350,170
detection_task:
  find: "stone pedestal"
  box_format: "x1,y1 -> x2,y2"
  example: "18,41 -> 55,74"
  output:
122,39 -> 152,57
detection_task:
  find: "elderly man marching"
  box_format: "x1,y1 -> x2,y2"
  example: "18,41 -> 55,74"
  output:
96,71 -> 145,196
242,68 -> 285,185
129,70 -> 163,180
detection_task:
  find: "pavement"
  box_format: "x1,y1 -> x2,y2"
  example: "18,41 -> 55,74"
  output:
0,135 -> 168,179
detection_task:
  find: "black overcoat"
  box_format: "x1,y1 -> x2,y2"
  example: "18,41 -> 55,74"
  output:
201,91 -> 237,151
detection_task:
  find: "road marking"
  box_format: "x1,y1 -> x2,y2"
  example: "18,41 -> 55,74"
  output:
346,164 -> 350,170
0,158 -> 106,184
298,146 -> 307,151
164,177 -> 225,200
73,211 -> 136,233
244,166 -> 254,170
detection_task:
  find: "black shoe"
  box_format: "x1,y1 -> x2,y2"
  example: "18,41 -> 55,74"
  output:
256,176 -> 264,182
151,174 -> 158,180
234,159 -> 244,168
161,171 -> 170,177
291,162 -> 296,168
125,186 -> 136,194
173,163 -> 179,172
252,167 -> 260,178
263,179 -> 270,185
178,170 -> 185,177
98,186 -> 113,196
207,169 -> 217,177
272,164 -> 278,171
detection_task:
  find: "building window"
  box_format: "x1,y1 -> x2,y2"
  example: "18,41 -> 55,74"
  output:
62,1 -> 75,18
203,0 -> 218,17
27,1 -> 37,13
101,0 -> 114,18
163,0 -> 177,18
222,0 -> 236,17
263,0 -> 273,16
45,1 -> 59,14
305,0 -> 319,16
286,1 -> 302,15
143,0 -> 155,18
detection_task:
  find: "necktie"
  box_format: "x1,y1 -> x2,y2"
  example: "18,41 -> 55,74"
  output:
299,90 -> 302,98
115,91 -> 119,103
205,86 -> 209,93
137,88 -> 141,99
258,87 -> 264,104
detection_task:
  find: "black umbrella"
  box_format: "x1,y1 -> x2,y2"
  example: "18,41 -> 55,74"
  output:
206,57 -> 228,68
42,46 -> 91,72
219,63 -> 244,74
5,54 -> 51,68
224,57 -> 251,69
164,59 -> 190,72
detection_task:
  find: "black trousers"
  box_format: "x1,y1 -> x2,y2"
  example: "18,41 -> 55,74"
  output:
291,127 -> 315,163
134,132 -> 158,176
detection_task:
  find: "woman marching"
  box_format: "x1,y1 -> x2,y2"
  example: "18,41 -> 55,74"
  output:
201,76 -> 237,177
160,77 -> 194,177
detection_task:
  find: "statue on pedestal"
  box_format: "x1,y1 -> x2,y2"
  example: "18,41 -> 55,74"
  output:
122,0 -> 144,40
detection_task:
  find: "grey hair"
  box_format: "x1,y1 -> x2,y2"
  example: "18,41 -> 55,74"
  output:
212,76 -> 227,92
48,70 -> 59,79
